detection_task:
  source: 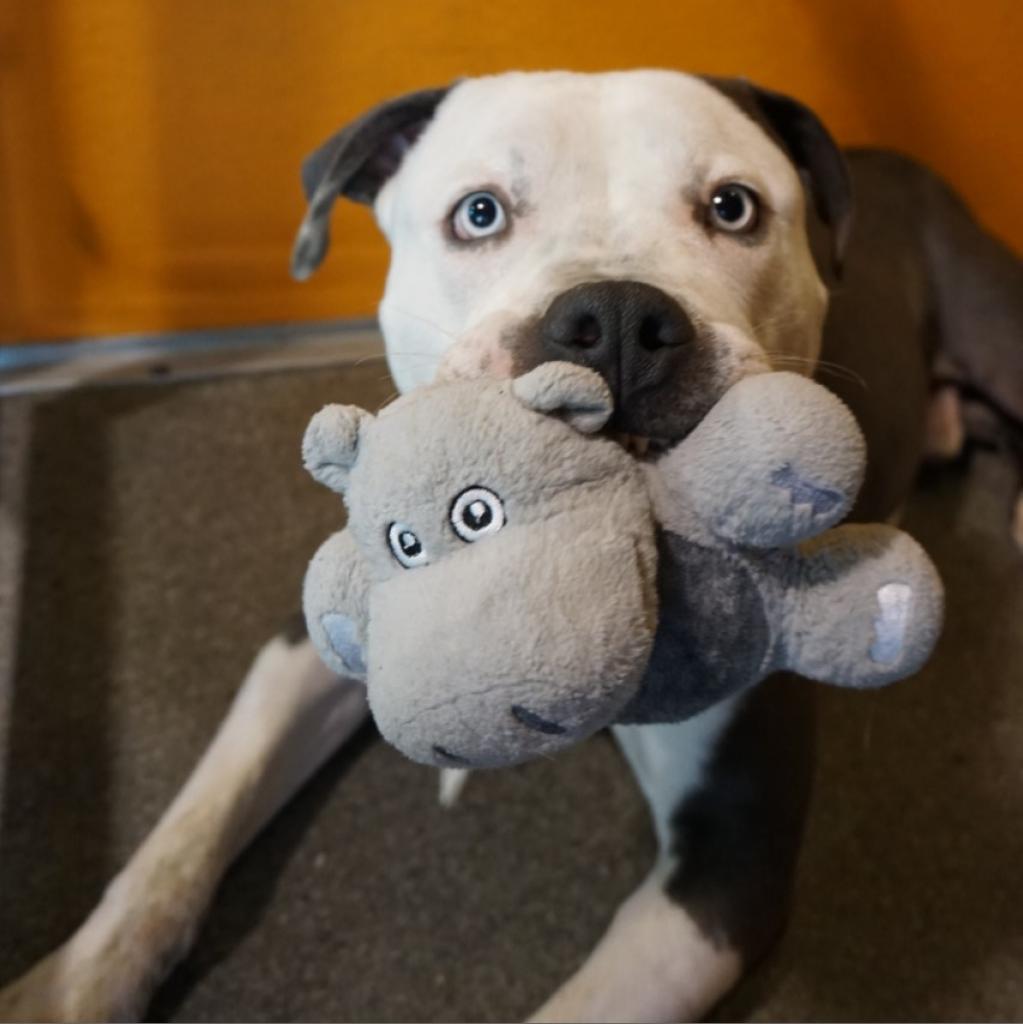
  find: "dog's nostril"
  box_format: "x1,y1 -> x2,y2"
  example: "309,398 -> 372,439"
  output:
638,315 -> 667,351
511,704 -> 567,735
638,313 -> 688,351
569,313 -> 602,349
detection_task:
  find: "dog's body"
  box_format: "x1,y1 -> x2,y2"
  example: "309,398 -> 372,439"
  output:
3,70 -> 1021,1022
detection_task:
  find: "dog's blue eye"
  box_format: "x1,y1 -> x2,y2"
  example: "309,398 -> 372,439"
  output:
710,184 -> 759,233
452,191 -> 508,241
468,196 -> 497,227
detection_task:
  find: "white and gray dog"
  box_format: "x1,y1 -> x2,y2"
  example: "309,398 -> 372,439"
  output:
4,70 -> 1022,1022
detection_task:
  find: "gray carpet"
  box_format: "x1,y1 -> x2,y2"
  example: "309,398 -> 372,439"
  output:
0,362 -> 1021,1021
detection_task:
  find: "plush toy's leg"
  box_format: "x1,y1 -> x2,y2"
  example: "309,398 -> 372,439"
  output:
777,523 -> 944,688
0,629 -> 367,1023
531,675 -> 814,1023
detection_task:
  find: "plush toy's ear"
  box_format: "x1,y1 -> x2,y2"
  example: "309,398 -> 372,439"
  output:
512,362 -> 614,434
302,404 -> 373,495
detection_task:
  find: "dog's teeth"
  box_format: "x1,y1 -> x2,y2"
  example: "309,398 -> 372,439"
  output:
612,433 -> 651,456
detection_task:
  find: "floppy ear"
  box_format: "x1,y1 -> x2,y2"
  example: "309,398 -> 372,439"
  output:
302,404 -> 373,495
512,362 -> 615,434
291,85 -> 453,280
704,77 -> 853,277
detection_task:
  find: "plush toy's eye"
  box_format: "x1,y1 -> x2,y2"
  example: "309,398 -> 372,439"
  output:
450,486 -> 506,542
709,183 -> 760,233
387,521 -> 429,569
451,191 -> 508,241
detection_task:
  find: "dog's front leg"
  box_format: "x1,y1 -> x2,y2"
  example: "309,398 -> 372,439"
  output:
530,862 -> 743,1024
532,674 -> 814,1023
0,629 -> 367,1023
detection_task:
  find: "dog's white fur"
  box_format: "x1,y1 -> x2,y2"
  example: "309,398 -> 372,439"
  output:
377,71 -> 826,392
2,70 -> 835,1022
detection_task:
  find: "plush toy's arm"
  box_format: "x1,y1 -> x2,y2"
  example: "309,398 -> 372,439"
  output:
765,523 -> 944,687
303,528 -> 372,681
654,372 -> 867,547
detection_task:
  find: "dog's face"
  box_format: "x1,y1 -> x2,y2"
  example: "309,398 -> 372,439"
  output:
294,70 -> 851,442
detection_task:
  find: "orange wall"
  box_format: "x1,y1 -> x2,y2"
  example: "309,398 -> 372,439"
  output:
1,1 -> 1020,342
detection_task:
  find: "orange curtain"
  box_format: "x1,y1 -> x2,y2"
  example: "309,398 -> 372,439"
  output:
1,0 -> 1020,342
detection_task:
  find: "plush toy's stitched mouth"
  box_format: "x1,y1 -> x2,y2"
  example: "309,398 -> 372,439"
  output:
432,744 -> 472,766
511,704 -> 567,735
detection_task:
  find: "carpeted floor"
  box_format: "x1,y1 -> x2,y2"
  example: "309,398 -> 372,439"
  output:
0,360 -> 1021,1022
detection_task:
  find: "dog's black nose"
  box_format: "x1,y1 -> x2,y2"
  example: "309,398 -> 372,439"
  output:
539,281 -> 695,432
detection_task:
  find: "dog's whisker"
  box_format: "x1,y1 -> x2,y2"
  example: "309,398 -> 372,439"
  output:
814,360 -> 869,388
374,349 -> 440,362
354,353 -> 389,368
809,364 -> 869,391
748,309 -> 807,337
777,361 -> 864,389
384,304 -> 461,343
764,351 -> 869,391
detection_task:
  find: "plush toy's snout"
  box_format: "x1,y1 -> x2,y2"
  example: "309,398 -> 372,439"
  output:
365,498 -> 658,768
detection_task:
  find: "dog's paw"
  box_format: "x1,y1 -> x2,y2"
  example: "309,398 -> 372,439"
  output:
924,385 -> 965,460
0,943 -> 146,1024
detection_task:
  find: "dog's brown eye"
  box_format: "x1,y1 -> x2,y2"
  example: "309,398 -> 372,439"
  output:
709,184 -> 759,233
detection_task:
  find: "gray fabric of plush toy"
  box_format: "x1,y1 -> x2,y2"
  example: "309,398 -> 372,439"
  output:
302,364 -> 943,769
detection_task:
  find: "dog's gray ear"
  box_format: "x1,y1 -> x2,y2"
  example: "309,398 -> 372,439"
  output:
704,77 -> 853,277
291,85 -> 453,281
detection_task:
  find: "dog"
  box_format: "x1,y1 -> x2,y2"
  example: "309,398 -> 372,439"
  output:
3,69 -> 1021,1022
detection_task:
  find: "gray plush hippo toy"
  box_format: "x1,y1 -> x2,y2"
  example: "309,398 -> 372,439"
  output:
301,363 -> 943,770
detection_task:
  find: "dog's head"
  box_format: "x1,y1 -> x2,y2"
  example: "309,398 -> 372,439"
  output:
294,70 -> 852,443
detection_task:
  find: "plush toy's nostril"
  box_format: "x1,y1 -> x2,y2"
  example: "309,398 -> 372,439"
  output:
511,705 -> 567,735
